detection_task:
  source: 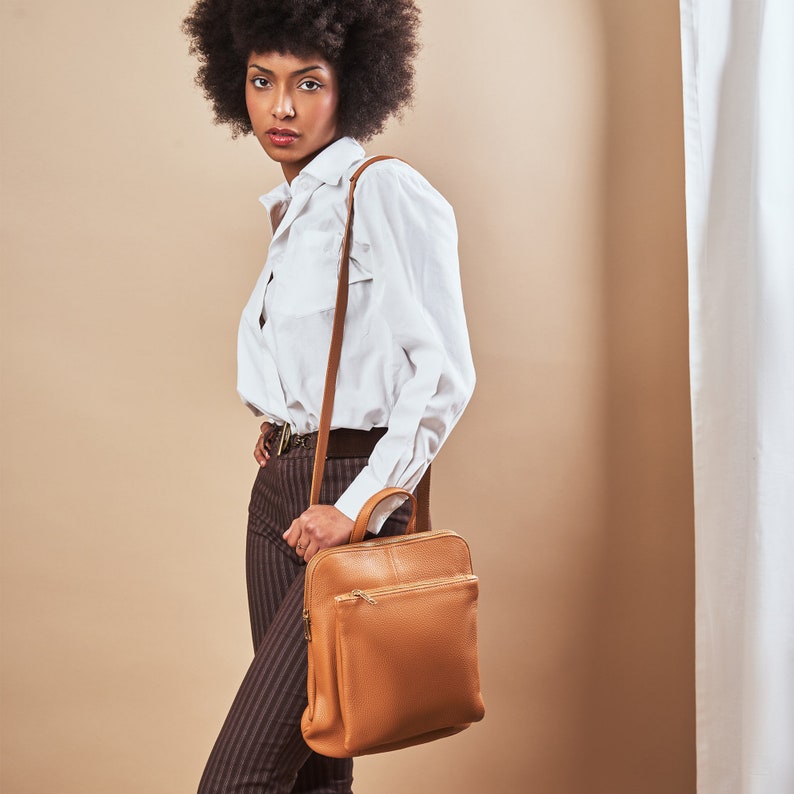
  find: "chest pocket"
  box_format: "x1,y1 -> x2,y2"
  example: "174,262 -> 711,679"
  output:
273,230 -> 372,319
272,230 -> 341,318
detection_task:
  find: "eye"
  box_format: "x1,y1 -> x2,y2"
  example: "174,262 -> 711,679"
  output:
300,79 -> 323,91
250,76 -> 270,89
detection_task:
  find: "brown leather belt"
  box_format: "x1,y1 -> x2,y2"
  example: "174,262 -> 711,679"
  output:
274,425 -> 386,458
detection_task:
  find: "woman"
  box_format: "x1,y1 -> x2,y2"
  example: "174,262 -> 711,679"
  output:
183,1 -> 475,791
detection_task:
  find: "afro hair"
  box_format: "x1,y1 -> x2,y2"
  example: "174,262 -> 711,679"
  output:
182,0 -> 421,141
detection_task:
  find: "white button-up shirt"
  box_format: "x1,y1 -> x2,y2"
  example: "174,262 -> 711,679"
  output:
237,137 -> 475,529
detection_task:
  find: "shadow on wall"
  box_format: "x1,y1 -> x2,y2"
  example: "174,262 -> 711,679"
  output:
578,2 -> 695,793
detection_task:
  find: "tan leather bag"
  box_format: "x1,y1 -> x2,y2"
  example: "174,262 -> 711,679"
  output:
299,157 -> 484,757
301,488 -> 485,757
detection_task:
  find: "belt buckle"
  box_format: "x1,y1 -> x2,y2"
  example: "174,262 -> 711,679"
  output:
292,433 -> 313,450
276,424 -> 292,456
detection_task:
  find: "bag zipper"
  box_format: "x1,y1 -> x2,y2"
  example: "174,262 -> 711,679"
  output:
350,589 -> 378,604
342,575 -> 476,606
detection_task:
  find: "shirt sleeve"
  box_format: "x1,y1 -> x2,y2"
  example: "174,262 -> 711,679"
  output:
333,161 -> 476,532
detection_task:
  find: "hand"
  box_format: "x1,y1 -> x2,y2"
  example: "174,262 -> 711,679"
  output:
283,505 -> 354,563
254,421 -> 273,467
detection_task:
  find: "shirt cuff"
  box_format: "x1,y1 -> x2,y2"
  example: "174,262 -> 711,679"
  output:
334,467 -> 409,535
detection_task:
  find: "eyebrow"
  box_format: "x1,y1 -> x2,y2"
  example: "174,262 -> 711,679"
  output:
247,64 -> 327,77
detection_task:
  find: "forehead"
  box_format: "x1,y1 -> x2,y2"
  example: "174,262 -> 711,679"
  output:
247,51 -> 333,73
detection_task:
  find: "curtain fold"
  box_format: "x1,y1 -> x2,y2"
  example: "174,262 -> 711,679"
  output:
679,1 -> 794,792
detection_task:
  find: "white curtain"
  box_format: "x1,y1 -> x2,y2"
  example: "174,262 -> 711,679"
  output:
679,1 -> 794,792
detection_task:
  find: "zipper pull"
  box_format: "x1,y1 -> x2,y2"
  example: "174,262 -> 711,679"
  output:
351,589 -> 377,605
303,608 -> 312,641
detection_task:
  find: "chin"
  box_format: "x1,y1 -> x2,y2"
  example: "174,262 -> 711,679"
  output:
259,139 -> 300,163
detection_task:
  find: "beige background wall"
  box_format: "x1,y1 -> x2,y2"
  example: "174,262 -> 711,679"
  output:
0,1 -> 693,792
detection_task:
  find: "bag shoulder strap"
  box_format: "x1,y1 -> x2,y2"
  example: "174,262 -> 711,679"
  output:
309,156 -> 431,533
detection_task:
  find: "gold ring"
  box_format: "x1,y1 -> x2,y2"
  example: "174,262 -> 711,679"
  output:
296,543 -> 304,551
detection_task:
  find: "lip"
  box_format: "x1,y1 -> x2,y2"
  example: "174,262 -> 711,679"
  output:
266,127 -> 300,146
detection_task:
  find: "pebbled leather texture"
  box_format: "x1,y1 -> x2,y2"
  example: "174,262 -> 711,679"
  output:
301,489 -> 485,758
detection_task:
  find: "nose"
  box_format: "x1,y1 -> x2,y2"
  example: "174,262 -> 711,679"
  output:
271,87 -> 295,119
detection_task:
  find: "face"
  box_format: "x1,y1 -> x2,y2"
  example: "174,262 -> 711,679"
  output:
246,51 -> 340,183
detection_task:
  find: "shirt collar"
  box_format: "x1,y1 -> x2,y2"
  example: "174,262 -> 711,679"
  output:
299,136 -> 365,187
257,137 -> 365,231
258,181 -> 292,234
259,136 -> 365,204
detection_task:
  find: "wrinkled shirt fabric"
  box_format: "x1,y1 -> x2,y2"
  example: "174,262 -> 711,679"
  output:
237,137 -> 475,530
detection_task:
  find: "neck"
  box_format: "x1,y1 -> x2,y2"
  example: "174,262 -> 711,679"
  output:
280,137 -> 341,184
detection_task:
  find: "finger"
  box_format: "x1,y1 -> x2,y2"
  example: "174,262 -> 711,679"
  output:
302,541 -> 319,563
294,532 -> 312,558
254,434 -> 271,467
283,520 -> 298,544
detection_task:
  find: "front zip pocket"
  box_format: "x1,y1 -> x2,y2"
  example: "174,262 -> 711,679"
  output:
332,574 -> 484,753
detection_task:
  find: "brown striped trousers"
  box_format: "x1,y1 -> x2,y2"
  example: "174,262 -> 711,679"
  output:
197,442 -> 411,793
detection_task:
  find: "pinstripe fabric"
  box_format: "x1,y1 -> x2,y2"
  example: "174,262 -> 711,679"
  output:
198,443 -> 411,794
